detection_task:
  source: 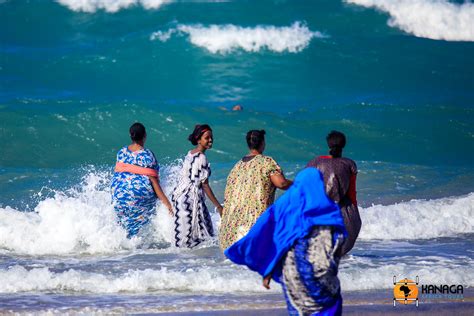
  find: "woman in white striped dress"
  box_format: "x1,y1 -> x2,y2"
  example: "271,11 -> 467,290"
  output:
171,124 -> 223,248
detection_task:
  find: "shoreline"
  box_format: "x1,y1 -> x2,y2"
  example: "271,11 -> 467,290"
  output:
4,301 -> 468,315
155,291 -> 474,315
155,302 -> 474,316
1,290 -> 472,315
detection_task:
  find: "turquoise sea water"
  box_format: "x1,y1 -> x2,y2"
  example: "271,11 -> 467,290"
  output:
0,0 -> 473,313
2,0 -> 474,169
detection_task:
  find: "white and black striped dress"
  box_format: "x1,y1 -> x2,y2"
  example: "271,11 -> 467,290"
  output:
171,151 -> 214,248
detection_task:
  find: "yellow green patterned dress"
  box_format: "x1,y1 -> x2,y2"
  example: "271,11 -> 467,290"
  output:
219,154 -> 282,250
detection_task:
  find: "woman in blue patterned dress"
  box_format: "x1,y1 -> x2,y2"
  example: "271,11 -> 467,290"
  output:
111,123 -> 172,238
172,124 -> 223,248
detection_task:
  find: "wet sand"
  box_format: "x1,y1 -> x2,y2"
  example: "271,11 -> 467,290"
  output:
153,289 -> 474,315
2,289 -> 471,315
153,302 -> 473,316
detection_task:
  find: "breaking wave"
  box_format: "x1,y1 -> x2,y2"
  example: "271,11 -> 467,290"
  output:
151,22 -> 325,54
359,193 -> 474,240
0,167 -> 472,256
56,0 -> 173,13
346,0 -> 474,41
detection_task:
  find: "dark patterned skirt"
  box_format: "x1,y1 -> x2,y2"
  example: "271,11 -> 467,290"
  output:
282,226 -> 344,316
339,203 -> 361,256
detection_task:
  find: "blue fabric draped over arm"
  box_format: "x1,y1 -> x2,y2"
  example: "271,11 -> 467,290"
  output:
224,167 -> 347,282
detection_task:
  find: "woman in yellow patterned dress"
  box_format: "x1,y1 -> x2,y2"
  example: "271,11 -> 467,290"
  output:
219,130 -> 292,250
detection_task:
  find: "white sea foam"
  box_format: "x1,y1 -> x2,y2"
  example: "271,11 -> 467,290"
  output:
56,0 -> 172,13
359,193 -> 474,240
0,167 -> 181,255
0,172 -> 133,255
346,0 -> 474,41
150,29 -> 176,42
340,255 -> 474,290
1,254 -> 471,293
0,264 -> 270,294
0,167 -> 472,294
151,22 -> 324,54
0,166 -> 472,255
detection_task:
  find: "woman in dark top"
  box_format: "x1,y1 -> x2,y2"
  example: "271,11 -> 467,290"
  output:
306,130 -> 361,256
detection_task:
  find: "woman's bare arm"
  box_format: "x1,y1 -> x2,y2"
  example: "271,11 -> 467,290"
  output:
149,176 -> 173,215
270,173 -> 293,190
202,179 -> 223,216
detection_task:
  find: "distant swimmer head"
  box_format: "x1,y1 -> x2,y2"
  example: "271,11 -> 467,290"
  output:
326,130 -> 346,158
129,122 -> 146,143
246,130 -> 266,153
188,124 -> 213,147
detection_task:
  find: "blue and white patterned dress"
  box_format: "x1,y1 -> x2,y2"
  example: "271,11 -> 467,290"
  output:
111,146 -> 159,238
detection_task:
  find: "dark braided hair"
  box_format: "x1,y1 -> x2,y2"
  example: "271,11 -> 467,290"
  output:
129,122 -> 146,142
326,130 -> 346,158
246,130 -> 266,150
188,124 -> 212,145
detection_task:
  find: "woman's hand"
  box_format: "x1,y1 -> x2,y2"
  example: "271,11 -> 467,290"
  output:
165,201 -> 174,216
203,180 -> 223,215
263,275 -> 272,289
149,176 -> 174,216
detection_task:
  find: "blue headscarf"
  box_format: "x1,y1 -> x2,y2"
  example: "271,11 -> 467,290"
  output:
224,167 -> 347,282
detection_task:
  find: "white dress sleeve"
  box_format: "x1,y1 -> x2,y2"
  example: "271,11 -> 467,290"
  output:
195,153 -> 210,183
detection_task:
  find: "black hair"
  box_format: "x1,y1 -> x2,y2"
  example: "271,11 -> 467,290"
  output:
246,130 -> 266,150
188,124 -> 212,145
326,130 -> 346,158
129,122 -> 146,142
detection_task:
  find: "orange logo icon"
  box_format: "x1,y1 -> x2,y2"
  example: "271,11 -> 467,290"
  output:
393,276 -> 419,306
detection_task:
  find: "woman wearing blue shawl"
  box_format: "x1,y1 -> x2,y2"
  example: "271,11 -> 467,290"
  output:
225,167 -> 347,316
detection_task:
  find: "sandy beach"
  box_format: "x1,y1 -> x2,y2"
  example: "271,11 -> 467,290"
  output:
156,304 -> 474,316
156,289 -> 474,315
2,289 -> 472,315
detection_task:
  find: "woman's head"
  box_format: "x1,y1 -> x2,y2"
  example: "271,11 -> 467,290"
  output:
188,124 -> 213,148
130,122 -> 146,143
246,130 -> 266,152
326,130 -> 346,158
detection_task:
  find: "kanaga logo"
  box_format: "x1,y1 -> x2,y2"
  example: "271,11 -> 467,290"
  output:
421,283 -> 464,300
393,276 -> 419,307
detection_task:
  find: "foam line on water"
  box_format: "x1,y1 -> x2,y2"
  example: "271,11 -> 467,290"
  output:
0,163 -> 213,255
0,265 -> 273,294
1,254 -> 471,293
340,255 -> 473,290
359,193 -> 474,240
150,22 -> 325,54
346,0 -> 474,41
0,171 -> 133,255
56,0 -> 173,13
0,168 -> 472,255
0,165 -> 184,256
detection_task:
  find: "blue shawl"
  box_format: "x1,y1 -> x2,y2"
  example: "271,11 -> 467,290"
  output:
224,167 -> 347,282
